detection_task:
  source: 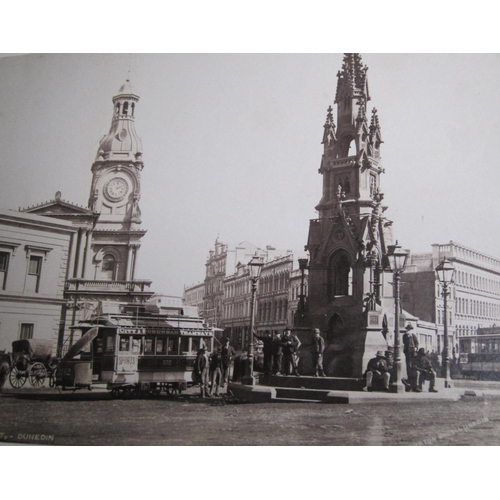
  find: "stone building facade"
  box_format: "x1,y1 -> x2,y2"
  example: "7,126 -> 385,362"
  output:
0,209 -> 76,351
17,81 -> 153,354
256,253 -> 293,333
404,241 -> 500,359
288,268 -> 309,328
182,282 -> 205,318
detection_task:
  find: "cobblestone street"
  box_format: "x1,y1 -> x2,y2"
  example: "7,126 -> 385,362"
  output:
1,387 -> 499,446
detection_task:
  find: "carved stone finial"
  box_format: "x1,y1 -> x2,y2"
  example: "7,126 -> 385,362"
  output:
55,191 -> 61,201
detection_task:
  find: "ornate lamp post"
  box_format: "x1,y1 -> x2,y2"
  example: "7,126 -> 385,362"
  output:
435,258 -> 455,388
241,253 -> 264,386
387,242 -> 408,393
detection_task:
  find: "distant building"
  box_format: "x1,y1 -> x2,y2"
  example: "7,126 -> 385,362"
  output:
0,209 -> 76,351
256,253 -> 293,334
183,282 -> 205,318
404,241 -> 500,359
222,262 -> 251,349
288,267 -> 308,327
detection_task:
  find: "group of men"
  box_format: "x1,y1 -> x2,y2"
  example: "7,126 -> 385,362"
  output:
255,327 -> 326,377
363,324 -> 438,393
193,338 -> 235,398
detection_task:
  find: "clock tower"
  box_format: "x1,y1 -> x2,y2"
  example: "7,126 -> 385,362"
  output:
88,80 -> 147,282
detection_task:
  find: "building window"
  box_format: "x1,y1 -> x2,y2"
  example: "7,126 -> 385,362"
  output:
0,251 -> 9,290
27,255 -> 43,293
20,323 -> 34,340
101,254 -> 116,280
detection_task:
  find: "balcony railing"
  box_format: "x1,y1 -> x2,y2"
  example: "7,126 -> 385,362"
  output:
65,278 -> 153,293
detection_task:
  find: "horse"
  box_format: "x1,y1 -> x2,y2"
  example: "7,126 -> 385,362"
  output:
0,351 -> 11,393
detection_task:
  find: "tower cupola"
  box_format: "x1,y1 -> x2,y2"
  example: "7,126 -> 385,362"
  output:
95,80 -> 143,163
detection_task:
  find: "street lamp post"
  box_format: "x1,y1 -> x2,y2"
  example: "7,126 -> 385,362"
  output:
387,242 -> 408,394
241,253 -> 264,386
436,258 -> 455,388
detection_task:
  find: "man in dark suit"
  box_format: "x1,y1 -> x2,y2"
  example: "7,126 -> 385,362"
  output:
194,347 -> 210,397
363,350 -> 391,392
402,324 -> 420,392
281,327 -> 301,376
220,338 -> 235,387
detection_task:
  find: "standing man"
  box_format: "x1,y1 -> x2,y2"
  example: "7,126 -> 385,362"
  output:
402,324 -> 419,392
311,328 -> 326,377
209,348 -> 223,396
254,330 -> 274,375
220,338 -> 235,388
281,327 -> 301,376
194,346 -> 210,397
271,331 -> 283,375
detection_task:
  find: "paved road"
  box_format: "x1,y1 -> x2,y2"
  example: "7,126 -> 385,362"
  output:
1,387 -> 499,445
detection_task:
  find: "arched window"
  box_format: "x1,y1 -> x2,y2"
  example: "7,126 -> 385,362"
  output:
328,252 -> 352,299
123,102 -> 129,116
101,254 -> 116,280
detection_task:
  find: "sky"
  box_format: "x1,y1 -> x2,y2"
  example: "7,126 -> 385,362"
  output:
2,53 -> 500,296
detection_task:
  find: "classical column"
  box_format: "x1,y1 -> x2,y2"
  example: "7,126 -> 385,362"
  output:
67,231 -> 78,279
125,244 -> 133,282
81,229 -> 93,279
76,228 -> 86,279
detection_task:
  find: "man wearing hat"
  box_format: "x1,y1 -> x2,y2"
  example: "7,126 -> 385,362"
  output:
403,323 -> 419,391
311,328 -> 326,377
281,327 -> 301,376
194,346 -> 210,397
363,350 -> 391,392
414,347 -> 438,393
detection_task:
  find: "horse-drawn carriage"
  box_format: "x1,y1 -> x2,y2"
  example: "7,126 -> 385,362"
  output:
8,339 -> 58,388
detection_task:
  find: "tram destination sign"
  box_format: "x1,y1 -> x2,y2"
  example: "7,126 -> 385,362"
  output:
117,327 -> 146,335
144,328 -> 211,337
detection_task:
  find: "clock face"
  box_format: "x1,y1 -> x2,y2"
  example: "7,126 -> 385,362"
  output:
105,177 -> 129,201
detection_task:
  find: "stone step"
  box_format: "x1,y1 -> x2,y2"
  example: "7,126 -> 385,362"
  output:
275,387 -> 331,400
273,398 -> 323,403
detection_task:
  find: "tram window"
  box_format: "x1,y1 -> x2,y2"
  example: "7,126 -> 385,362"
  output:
119,336 -> 130,352
131,337 -> 142,355
96,339 -> 103,354
105,335 -> 115,353
167,337 -> 178,354
205,338 -> 213,352
180,337 -> 190,354
156,338 -> 167,354
192,337 -> 201,353
144,337 -> 154,354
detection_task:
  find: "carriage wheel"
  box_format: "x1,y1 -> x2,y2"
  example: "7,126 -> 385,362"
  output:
29,363 -> 47,387
9,366 -> 28,388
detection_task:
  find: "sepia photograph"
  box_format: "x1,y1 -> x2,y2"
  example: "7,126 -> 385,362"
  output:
2,50 -> 500,450
1,20 -> 500,500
